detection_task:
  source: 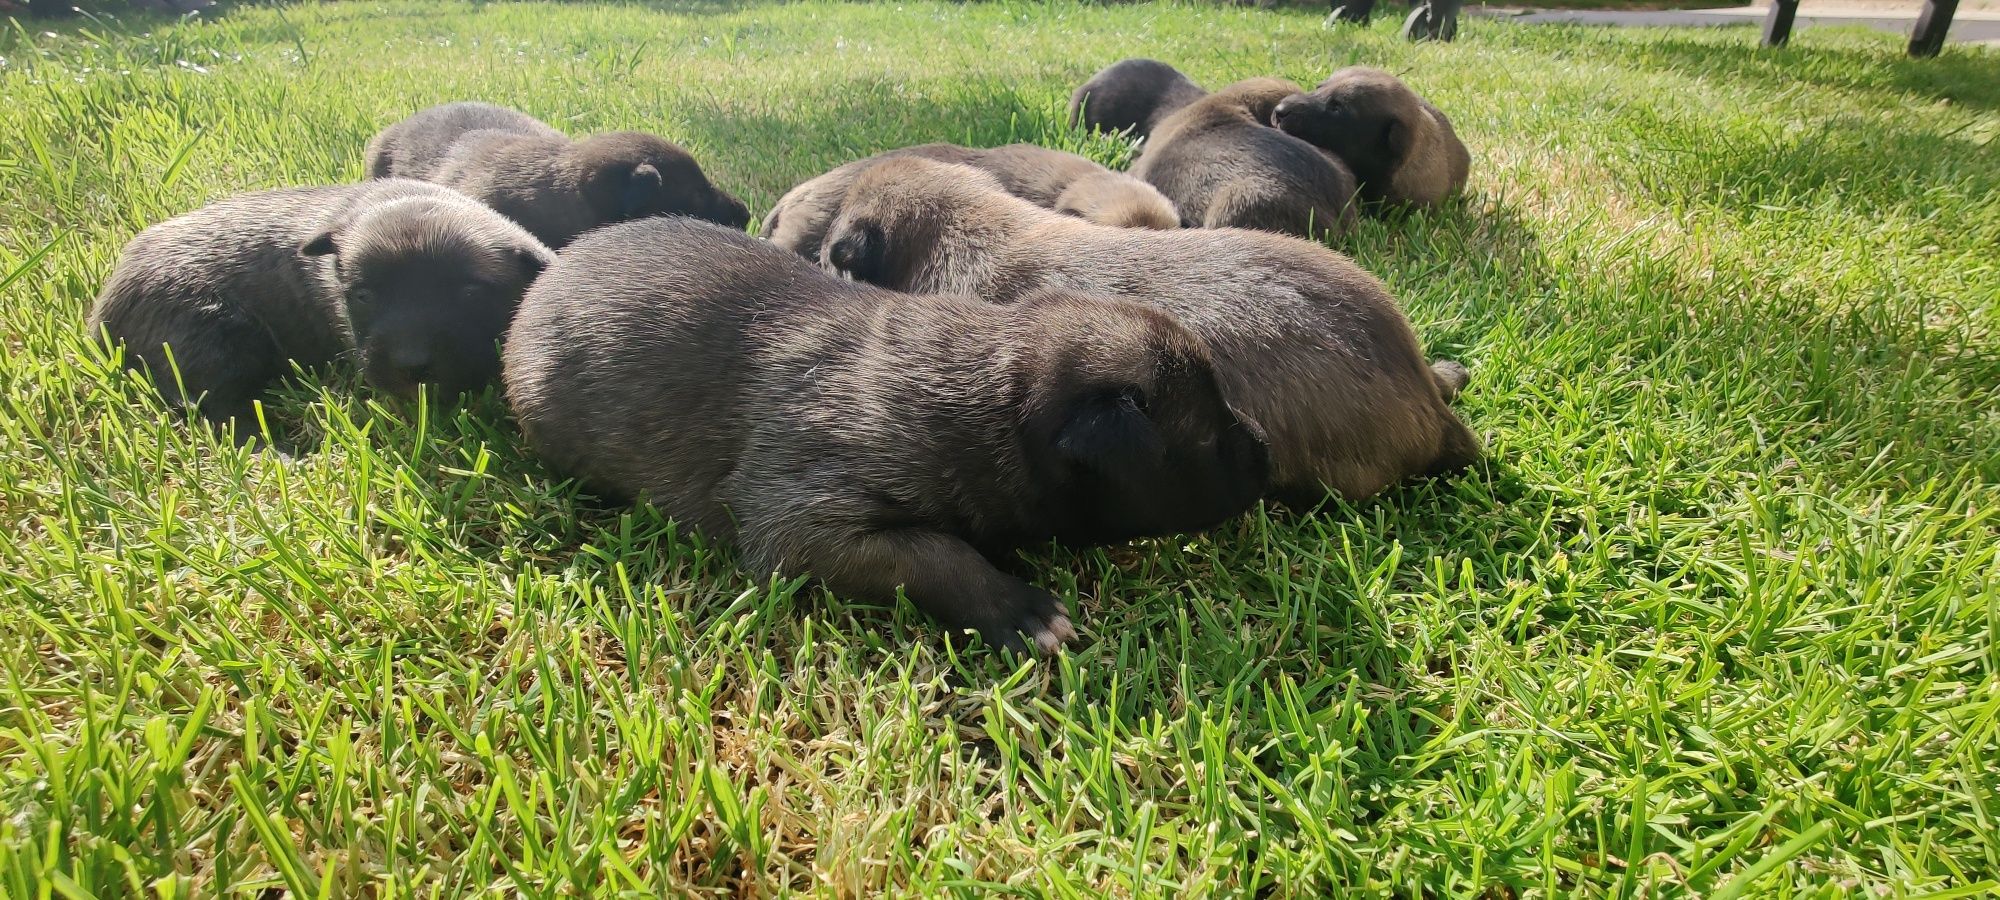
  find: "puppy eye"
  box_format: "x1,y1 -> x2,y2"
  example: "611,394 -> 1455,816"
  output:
1121,388 -> 1150,414
349,287 -> 375,306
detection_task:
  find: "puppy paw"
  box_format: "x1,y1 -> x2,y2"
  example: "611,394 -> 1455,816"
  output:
973,586 -> 1076,656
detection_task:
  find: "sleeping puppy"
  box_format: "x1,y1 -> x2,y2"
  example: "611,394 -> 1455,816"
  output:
503,217 -> 1269,653
366,101 -> 750,247
88,179 -> 555,434
1069,58 -> 1209,140
760,142 -> 1175,260
1131,78 -> 1360,240
971,143 -> 1173,229
1272,67 -> 1470,210
822,158 -> 1478,503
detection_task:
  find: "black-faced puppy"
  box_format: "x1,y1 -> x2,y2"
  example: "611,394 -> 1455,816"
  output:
1132,78 -> 1361,240
88,179 -> 555,432
760,143 -> 1176,260
366,101 -> 750,248
1272,67 -> 1471,210
1069,58 -> 1209,140
504,217 -> 1269,653
823,158 -> 1479,503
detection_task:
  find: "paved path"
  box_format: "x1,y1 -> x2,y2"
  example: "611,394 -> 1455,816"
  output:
1473,5 -> 2000,44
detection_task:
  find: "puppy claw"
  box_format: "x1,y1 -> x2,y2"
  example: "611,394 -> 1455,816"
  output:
1032,612 -> 1080,652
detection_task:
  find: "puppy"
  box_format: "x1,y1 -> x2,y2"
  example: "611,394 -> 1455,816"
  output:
504,217 -> 1269,653
761,143 -> 1176,259
972,144 -> 1175,229
1132,79 -> 1360,240
1069,58 -> 1209,140
823,159 -> 1478,502
88,179 -> 555,432
1051,171 -> 1180,231
1272,67 -> 1470,209
365,101 -> 750,248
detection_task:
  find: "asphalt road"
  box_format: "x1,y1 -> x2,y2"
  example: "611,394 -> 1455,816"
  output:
1472,6 -> 2000,43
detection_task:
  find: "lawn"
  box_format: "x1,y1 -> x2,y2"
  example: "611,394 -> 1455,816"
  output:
1,1 -> 1996,896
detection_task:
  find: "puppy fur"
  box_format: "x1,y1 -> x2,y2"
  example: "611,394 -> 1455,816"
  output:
505,217 -> 1270,653
1131,78 -> 1360,240
88,179 -> 555,431
1272,67 -> 1470,209
823,158 -> 1479,502
365,101 -> 751,248
760,142 -> 1176,259
1069,58 -> 1209,140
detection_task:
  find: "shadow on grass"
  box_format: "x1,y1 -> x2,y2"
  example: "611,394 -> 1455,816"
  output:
670,72 -> 1082,211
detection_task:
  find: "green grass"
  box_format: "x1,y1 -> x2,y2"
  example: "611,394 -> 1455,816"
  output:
1,1 -> 1996,895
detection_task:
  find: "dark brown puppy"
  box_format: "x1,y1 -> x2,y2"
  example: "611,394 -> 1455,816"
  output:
505,217 -> 1269,653
823,159 -> 1477,502
760,143 -> 1175,260
1069,58 -> 1209,140
1272,67 -> 1470,209
1132,79 -> 1361,240
365,101 -> 750,248
88,179 -> 555,432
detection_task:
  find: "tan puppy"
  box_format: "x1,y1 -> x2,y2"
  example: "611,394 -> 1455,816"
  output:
1272,67 -> 1470,209
760,143 -> 1175,259
1133,79 -> 1359,240
822,159 -> 1477,502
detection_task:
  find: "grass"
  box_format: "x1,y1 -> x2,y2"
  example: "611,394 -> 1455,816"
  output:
1,0 -> 1996,895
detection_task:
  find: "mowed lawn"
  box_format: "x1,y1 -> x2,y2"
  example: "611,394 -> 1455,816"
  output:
1,1 -> 1996,895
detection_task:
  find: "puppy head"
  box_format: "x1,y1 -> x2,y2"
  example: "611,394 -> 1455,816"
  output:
572,132 -> 752,230
1016,290 -> 1270,543
301,195 -> 554,399
820,157 -> 1008,287
1272,67 -> 1423,182
1053,172 -> 1180,230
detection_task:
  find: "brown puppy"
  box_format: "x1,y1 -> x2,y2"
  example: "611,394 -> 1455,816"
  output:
761,143 -> 1176,259
1069,58 -> 1209,140
823,159 -> 1477,502
88,179 -> 555,432
365,101 -> 750,248
1132,79 -> 1360,240
505,217 -> 1270,653
1272,67 -> 1470,210
974,144 -> 1178,230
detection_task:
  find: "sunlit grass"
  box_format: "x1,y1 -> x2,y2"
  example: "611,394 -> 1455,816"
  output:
0,1 -> 1995,895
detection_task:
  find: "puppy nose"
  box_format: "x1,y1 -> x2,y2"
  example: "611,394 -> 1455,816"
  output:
1272,101 -> 1296,124
388,345 -> 434,384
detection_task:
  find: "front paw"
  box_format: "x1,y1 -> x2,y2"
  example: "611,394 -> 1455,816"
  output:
974,585 -> 1076,656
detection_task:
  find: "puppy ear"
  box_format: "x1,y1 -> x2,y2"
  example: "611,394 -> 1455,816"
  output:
1380,118 -> 1413,161
1056,387 -> 1165,471
825,222 -> 886,284
300,229 -> 339,257
514,245 -> 555,277
621,163 -> 664,218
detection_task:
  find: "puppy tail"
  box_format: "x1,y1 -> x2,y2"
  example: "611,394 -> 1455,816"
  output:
1429,358 -> 1470,403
